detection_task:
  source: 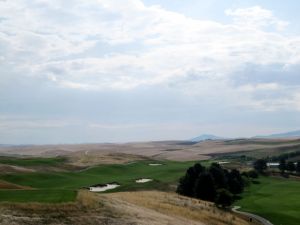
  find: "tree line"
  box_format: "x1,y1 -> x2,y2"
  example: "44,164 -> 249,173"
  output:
266,150 -> 300,162
254,158 -> 300,174
176,163 -> 257,208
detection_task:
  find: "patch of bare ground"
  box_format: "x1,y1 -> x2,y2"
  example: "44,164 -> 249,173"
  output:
0,180 -> 33,190
68,152 -> 149,167
0,190 -> 254,225
0,161 -> 83,174
0,164 -> 35,174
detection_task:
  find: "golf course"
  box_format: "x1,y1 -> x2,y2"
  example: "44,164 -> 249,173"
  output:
236,176 -> 300,225
0,143 -> 299,225
0,159 -> 199,203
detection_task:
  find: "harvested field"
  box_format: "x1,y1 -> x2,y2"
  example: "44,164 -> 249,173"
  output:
1,138 -> 300,164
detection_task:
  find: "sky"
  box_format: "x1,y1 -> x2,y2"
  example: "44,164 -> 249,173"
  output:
1,0 -> 300,144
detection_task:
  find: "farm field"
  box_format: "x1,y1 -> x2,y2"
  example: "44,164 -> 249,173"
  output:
0,156 -> 67,167
0,160 -> 203,203
236,176 -> 300,225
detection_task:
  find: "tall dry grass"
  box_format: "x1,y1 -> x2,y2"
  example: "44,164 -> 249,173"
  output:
108,191 -> 255,225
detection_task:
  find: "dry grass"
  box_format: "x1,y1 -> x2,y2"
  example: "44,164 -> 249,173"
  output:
1,138 -> 299,163
0,190 -> 199,225
68,152 -> 149,166
0,190 -> 258,225
108,191 -> 253,225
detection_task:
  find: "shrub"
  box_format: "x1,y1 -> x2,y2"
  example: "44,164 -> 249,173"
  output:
253,159 -> 267,173
247,170 -> 258,179
215,189 -> 234,208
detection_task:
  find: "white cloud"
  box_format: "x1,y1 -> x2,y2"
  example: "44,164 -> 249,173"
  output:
1,1 -> 300,111
225,6 -> 289,30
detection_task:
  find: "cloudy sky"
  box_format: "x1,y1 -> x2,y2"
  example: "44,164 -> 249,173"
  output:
1,0 -> 300,144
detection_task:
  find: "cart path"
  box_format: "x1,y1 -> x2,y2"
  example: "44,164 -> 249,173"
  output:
232,206 -> 274,225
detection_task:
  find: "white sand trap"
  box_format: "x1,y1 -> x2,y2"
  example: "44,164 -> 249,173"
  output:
149,163 -> 162,166
136,178 -> 153,183
89,183 -> 120,192
217,161 -> 229,164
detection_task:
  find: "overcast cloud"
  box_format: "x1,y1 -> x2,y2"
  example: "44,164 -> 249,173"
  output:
1,0 -> 300,144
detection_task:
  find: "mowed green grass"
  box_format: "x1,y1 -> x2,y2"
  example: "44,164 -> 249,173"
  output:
236,176 -> 300,225
0,189 -> 76,203
0,160 -> 200,203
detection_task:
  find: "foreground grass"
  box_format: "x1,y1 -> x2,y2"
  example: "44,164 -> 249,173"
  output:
109,191 -> 251,225
0,160 -> 202,203
236,176 -> 300,225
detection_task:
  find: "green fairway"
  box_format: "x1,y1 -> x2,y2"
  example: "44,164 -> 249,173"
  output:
236,176 -> 300,225
0,189 -> 77,203
0,160 -> 200,203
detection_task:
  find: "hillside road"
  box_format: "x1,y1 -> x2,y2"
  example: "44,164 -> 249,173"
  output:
232,206 -> 274,225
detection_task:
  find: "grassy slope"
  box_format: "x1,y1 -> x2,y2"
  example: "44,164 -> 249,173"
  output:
0,189 -> 76,203
0,156 -> 66,167
236,176 -> 300,225
0,160 -> 201,202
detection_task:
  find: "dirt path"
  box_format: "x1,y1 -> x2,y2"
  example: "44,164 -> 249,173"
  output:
232,206 -> 274,225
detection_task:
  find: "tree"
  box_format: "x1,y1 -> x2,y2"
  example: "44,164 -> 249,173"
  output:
296,161 -> 300,174
286,161 -> 295,172
209,163 -> 228,189
194,172 -> 216,201
278,159 -> 286,173
253,159 -> 267,173
228,169 -> 244,194
177,163 -> 205,197
177,162 -> 248,205
215,189 -> 234,208
247,170 -> 258,179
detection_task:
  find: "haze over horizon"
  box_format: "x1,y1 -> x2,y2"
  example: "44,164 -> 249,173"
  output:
1,0 -> 300,144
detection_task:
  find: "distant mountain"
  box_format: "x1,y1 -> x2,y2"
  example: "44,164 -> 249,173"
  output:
189,134 -> 224,142
0,144 -> 14,147
255,130 -> 300,139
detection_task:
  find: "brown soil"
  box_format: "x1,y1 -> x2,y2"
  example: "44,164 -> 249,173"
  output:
0,180 -> 32,190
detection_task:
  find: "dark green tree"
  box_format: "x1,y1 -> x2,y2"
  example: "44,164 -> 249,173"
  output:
278,159 -> 286,173
215,189 -> 234,208
177,163 -> 205,197
286,161 -> 295,172
296,161 -> 300,173
177,162 -> 249,205
194,172 -> 216,201
209,163 -> 228,189
247,170 -> 259,179
253,159 -> 267,173
228,169 -> 244,194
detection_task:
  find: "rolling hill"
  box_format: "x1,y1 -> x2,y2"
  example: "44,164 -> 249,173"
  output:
189,134 -> 224,142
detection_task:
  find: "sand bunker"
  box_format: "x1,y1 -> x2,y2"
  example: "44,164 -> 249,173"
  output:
217,161 -> 229,164
135,178 -> 153,183
149,163 -> 162,166
89,183 -> 120,192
